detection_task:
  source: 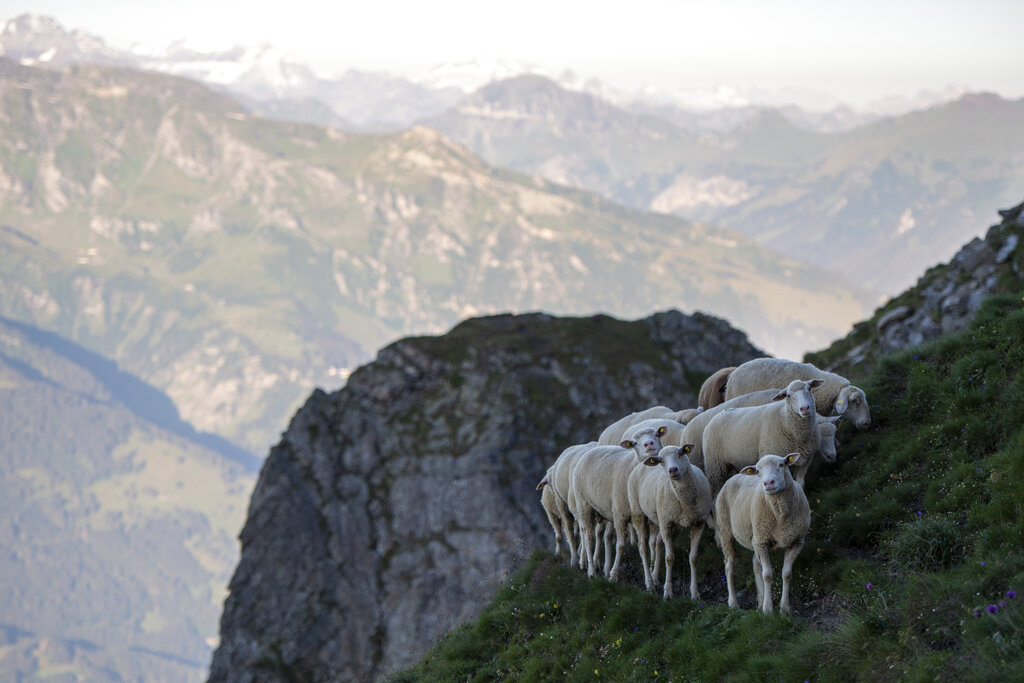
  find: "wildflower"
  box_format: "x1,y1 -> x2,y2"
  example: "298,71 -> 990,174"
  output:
987,604 -> 999,614
999,601 -> 1007,608
974,608 -> 983,618
866,582 -> 873,590
981,561 -> 987,567
1008,591 -> 1017,599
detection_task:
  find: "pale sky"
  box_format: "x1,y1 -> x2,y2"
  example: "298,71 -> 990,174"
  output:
3,0 -> 1024,106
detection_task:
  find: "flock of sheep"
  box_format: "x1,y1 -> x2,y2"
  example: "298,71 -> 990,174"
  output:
536,357 -> 872,614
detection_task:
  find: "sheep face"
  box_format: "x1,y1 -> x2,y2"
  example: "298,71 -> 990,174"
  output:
641,444 -> 696,480
621,425 -> 667,460
836,385 -> 871,430
771,379 -> 822,418
740,453 -> 800,495
818,416 -> 841,463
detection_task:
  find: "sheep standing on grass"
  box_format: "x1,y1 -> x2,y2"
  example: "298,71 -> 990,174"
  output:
536,441 -> 597,568
567,426 -> 665,580
627,444 -> 712,600
678,388 -> 782,470
598,406 -> 703,445
702,379 -> 823,495
722,358 -> 872,429
715,453 -> 811,614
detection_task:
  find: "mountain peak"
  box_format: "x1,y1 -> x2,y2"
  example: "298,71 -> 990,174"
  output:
0,12 -> 123,67
1,12 -> 66,37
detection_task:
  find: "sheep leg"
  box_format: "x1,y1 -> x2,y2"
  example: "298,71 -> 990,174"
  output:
633,515 -> 654,591
609,517 -> 628,582
601,522 -> 615,577
651,523 -> 663,586
688,524 -> 704,601
721,532 -> 738,608
779,541 -> 804,615
752,552 -> 764,610
660,524 -> 674,600
554,496 -> 577,566
755,543 -> 775,614
589,521 -> 602,573
577,506 -> 597,577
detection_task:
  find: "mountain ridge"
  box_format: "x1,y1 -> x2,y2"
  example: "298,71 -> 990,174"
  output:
0,55 -> 875,456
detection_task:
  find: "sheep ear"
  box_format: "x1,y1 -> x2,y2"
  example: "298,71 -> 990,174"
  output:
620,439 -> 636,449
784,453 -> 801,467
809,378 -> 825,389
771,389 -> 787,402
643,456 -> 662,467
536,478 -> 548,491
657,426 -> 667,437
680,443 -> 695,455
827,415 -> 842,424
836,385 -> 855,414
740,466 -> 758,476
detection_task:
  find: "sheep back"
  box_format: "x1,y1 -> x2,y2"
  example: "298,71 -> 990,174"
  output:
723,358 -> 848,413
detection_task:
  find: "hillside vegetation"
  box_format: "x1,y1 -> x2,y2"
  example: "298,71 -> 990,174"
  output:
0,318 -> 254,680
388,294 -> 1024,681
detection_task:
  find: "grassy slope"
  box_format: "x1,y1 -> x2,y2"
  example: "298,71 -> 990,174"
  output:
387,294 -> 1024,682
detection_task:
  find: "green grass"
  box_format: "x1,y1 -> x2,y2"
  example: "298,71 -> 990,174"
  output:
388,294 -> 1024,682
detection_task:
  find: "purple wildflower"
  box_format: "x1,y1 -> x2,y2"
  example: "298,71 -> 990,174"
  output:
866,582 -> 873,590
1008,591 -> 1017,599
987,604 -> 999,614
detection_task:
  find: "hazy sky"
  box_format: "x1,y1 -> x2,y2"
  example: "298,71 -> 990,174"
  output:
3,0 -> 1024,105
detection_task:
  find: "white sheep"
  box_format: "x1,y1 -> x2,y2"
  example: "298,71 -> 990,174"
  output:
567,426 -> 665,580
627,444 -> 713,600
536,441 -> 597,568
715,453 -> 811,614
795,415 -> 841,487
722,358 -> 872,430
602,418 -> 687,448
702,379 -> 823,495
598,405 -> 703,445
678,389 -> 782,470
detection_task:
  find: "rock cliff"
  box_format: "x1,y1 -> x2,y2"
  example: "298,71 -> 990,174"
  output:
809,200 -> 1024,374
208,309 -> 762,681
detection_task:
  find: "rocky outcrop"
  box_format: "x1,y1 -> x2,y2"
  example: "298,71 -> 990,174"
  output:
813,201 -> 1024,373
208,309 -> 762,682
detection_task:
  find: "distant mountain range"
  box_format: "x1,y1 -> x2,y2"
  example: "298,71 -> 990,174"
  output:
0,13 -> 973,134
0,56 -> 873,457
425,76 -> 1024,293
3,12 -> 1020,298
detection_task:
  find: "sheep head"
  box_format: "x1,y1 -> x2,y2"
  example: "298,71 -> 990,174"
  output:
836,385 -> 871,430
771,379 -> 822,418
740,453 -> 800,495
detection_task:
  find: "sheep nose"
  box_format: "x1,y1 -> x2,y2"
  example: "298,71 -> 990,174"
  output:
668,467 -> 679,477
